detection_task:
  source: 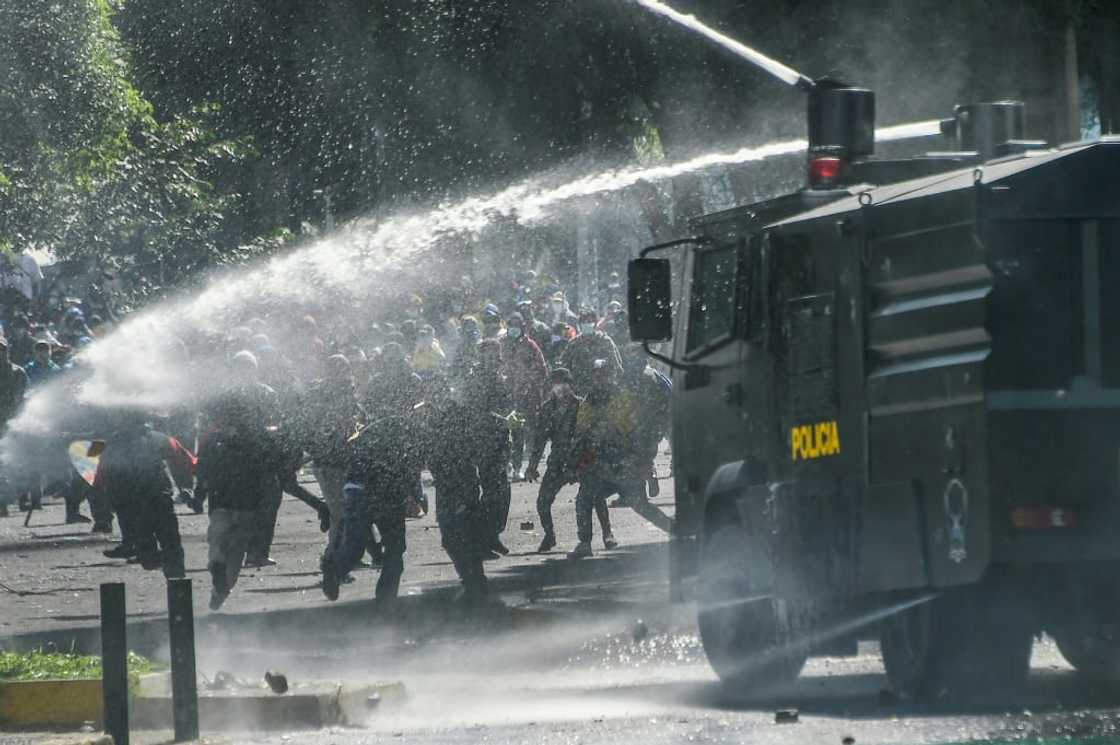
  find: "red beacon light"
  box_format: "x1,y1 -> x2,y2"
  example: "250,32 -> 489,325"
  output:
808,156 -> 843,188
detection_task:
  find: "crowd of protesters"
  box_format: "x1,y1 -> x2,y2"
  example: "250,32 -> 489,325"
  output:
0,278 -> 112,524
0,266 -> 672,611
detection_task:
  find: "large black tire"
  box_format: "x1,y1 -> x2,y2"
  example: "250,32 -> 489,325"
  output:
1054,633 -> 1118,682
1049,573 -> 1120,685
880,588 -> 1032,703
880,596 -> 934,699
1053,625 -> 1120,684
697,518 -> 806,690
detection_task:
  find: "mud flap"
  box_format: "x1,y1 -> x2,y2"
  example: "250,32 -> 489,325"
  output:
856,481 -> 929,593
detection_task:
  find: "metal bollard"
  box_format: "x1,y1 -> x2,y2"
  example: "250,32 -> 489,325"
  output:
99,582 -> 129,745
167,578 -> 199,741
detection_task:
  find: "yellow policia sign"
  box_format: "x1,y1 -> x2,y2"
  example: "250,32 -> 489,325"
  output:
791,420 -> 841,461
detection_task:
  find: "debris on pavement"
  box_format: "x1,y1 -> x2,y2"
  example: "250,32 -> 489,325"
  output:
265,671 -> 289,694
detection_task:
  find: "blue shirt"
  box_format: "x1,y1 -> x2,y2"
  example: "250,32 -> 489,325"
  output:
23,358 -> 60,385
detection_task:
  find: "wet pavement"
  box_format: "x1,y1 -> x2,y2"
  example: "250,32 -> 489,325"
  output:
6,450 -> 1120,744
0,452 -> 676,639
64,633 -> 1119,745
195,631 -> 1120,745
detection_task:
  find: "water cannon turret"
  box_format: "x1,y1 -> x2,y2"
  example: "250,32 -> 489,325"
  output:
806,80 -> 875,188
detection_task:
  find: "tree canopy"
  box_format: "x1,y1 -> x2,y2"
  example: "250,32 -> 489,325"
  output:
1,0 -> 1116,302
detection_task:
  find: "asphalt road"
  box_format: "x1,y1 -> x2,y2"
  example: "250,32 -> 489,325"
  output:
81,633 -> 1120,745
0,453 -> 676,637
6,449 -> 1120,745
192,629 -> 1120,745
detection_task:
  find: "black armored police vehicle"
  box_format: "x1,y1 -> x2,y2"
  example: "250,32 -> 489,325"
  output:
628,83 -> 1120,698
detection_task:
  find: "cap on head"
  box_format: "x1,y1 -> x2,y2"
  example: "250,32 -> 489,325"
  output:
549,367 -> 572,384
382,341 -> 405,362
483,303 -> 501,319
578,308 -> 598,324
232,349 -> 258,371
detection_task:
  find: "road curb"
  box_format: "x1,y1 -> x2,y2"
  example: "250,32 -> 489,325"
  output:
0,678 -> 103,728
38,737 -> 113,745
0,674 -> 406,733
130,680 -> 406,731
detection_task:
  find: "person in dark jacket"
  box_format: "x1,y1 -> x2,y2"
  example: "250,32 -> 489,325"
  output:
304,354 -> 364,552
23,339 -> 60,386
516,300 -> 552,354
566,359 -> 672,558
7,316 -> 34,368
94,410 -> 195,577
422,380 -> 490,602
363,343 -> 422,419
502,312 -> 547,481
448,316 -> 480,382
198,397 -> 276,610
0,336 -> 28,519
525,367 -> 612,553
565,360 -> 633,558
546,322 -> 572,368
321,412 -> 421,605
558,309 -> 623,397
619,344 -> 672,504
363,342 -> 426,518
464,338 -> 514,557
224,351 -> 289,568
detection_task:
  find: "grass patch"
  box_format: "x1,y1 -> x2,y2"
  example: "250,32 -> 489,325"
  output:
0,649 -> 162,688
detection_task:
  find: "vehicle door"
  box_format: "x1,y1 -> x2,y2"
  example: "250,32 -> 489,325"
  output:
671,238 -> 752,535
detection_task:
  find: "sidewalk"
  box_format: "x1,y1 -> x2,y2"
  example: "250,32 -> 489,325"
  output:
0,453 -> 675,653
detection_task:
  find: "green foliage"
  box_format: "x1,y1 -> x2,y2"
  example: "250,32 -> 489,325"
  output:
0,0 -> 146,244
0,0 -> 284,303
1,0 -> 1118,305
0,649 -> 161,688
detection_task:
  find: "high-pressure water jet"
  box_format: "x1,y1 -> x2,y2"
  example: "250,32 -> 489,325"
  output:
632,0 -> 815,91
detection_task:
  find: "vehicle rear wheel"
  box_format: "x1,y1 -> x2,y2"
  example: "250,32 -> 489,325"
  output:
697,517 -> 806,690
880,596 -> 934,699
880,589 -> 1032,703
1052,582 -> 1120,685
1053,632 -> 1120,683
